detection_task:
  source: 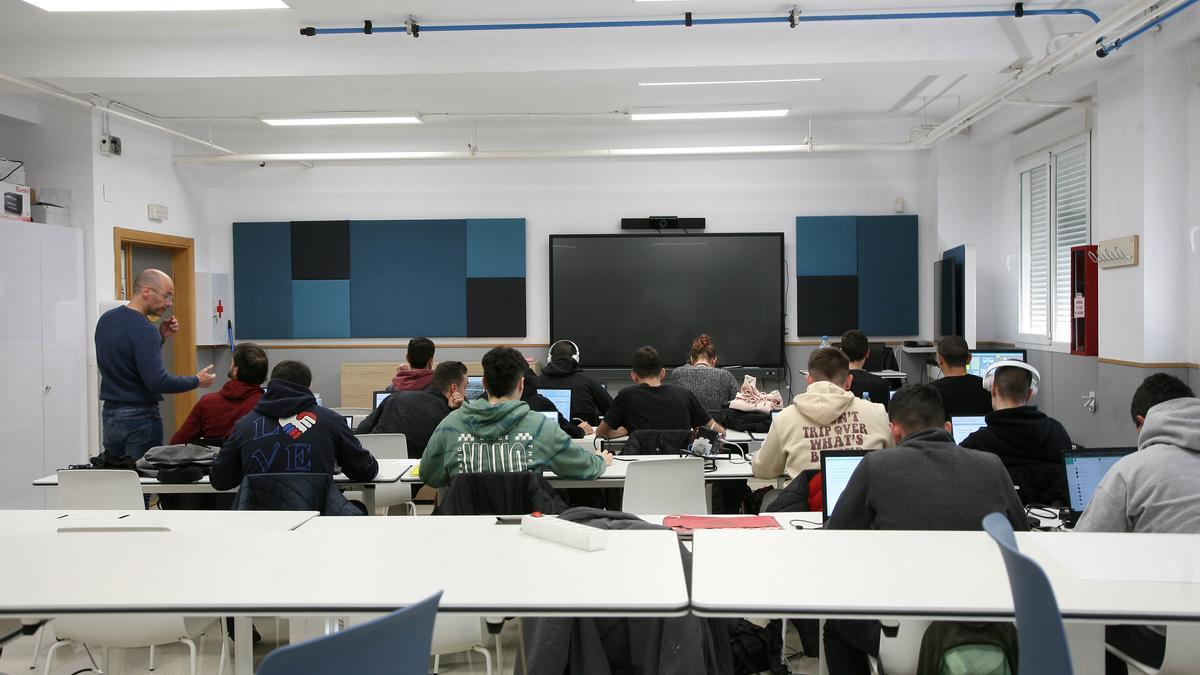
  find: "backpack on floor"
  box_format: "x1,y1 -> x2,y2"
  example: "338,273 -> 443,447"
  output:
729,619 -> 788,675
916,621 -> 1017,675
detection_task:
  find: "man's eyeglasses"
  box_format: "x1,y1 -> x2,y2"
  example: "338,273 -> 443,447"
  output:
148,287 -> 174,302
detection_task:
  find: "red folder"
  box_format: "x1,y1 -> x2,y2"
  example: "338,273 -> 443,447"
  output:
662,515 -> 782,535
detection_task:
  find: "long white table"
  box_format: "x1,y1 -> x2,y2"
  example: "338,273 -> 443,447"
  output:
0,509 -> 317,533
574,430 -> 760,452
32,459 -> 414,513
691,529 -> 1200,673
403,454 -> 764,489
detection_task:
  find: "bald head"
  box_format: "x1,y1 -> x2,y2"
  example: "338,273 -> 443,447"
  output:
130,268 -> 175,316
133,269 -> 171,293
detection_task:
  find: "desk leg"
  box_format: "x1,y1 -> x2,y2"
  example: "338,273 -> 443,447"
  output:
1064,622 -> 1104,674
234,616 -> 252,675
362,485 -> 376,515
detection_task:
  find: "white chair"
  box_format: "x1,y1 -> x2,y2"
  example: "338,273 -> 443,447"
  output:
44,615 -> 229,675
56,469 -> 145,510
868,620 -> 931,675
331,406 -> 370,416
1108,625 -> 1200,675
353,433 -> 414,515
622,458 -> 707,514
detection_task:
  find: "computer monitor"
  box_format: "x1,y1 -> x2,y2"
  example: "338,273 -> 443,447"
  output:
466,376 -> 485,400
966,349 -> 1027,378
538,411 -> 559,422
541,389 -> 572,420
343,415 -> 354,428
1065,448 -> 1135,513
372,390 -> 391,411
888,389 -> 897,401
820,450 -> 868,520
950,415 -> 987,444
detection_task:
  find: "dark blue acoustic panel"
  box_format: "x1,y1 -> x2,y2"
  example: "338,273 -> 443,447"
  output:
349,220 -> 468,337
292,280 -> 350,338
233,222 -> 293,339
291,221 -> 349,280
857,215 -> 919,335
467,277 -> 526,337
466,219 -> 525,278
796,275 -> 859,337
795,216 -> 858,276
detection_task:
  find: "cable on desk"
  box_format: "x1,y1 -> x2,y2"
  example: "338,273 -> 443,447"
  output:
788,518 -> 823,530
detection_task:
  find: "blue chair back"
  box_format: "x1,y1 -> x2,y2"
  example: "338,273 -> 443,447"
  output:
256,591 -> 442,675
982,513 -> 1073,675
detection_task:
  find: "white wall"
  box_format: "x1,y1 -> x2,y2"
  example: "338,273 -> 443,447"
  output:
183,150 -> 931,343
1187,45 -> 1200,366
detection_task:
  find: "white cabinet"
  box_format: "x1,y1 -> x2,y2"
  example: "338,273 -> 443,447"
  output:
194,272 -> 231,346
0,221 -> 86,508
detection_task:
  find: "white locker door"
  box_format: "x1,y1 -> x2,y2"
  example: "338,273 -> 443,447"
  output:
40,224 -> 88,506
0,222 -> 46,508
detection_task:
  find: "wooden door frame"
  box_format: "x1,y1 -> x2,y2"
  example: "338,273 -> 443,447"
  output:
113,227 -> 198,431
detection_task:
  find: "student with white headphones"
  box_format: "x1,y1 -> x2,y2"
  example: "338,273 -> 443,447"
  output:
959,360 -> 1073,505
536,339 -> 613,425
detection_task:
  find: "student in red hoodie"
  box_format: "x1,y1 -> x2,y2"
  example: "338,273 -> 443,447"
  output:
170,343 -> 268,444
387,337 -> 436,392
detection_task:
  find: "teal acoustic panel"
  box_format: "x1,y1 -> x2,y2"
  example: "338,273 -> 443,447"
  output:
232,222 -> 292,339
795,216 -> 858,276
857,215 -> 918,335
292,280 -> 350,338
467,219 -> 526,278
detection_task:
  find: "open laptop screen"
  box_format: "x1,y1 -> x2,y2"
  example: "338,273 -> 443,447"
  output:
1065,449 -> 1134,513
466,376 -> 486,400
372,390 -> 391,411
541,389 -> 572,420
950,416 -> 987,444
966,350 -> 1027,378
820,450 -> 868,520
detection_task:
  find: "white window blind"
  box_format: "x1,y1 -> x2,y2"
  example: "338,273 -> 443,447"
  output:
1020,164 -> 1050,337
1053,143 -> 1089,342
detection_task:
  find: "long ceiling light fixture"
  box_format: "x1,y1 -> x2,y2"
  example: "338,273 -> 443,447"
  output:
639,77 -> 822,87
630,109 -> 788,121
261,116 -> 421,126
21,0 -> 287,10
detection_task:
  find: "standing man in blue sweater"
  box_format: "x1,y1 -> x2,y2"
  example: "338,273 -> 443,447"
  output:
95,269 -> 216,461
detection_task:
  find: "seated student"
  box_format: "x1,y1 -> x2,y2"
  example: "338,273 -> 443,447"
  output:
537,339 -> 613,425
521,368 -> 592,439
665,334 -> 740,412
212,360 -> 379,491
420,347 -> 612,488
595,346 -> 725,439
838,330 -> 891,408
170,342 -> 268,444
1076,374 -> 1199,675
752,348 -> 891,481
930,335 -> 992,418
387,337 -> 436,392
357,361 -> 469,459
960,361 -> 1070,505
824,384 -> 1027,673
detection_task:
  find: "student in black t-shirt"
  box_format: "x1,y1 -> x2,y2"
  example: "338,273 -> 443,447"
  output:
839,329 -> 891,409
596,346 -> 724,438
930,335 -> 992,419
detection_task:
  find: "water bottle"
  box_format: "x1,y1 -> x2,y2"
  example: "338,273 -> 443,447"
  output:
314,392 -> 323,407
862,391 -> 871,402
819,335 -> 830,348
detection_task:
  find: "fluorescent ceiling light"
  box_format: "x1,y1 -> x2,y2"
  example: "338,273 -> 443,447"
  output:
262,116 -> 422,127
639,78 -> 822,87
630,109 -> 789,121
23,0 -> 287,9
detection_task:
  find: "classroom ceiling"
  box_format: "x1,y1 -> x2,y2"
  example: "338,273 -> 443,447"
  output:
0,1 -> 1173,153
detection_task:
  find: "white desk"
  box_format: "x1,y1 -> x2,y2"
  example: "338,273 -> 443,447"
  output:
0,509 -> 317,534
32,459 -> 414,513
574,430 -> 758,451
404,455 -> 760,489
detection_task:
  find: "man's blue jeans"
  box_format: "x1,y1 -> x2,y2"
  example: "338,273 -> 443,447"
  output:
101,404 -> 163,461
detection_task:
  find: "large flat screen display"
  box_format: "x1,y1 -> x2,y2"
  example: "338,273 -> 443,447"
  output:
550,233 -> 784,368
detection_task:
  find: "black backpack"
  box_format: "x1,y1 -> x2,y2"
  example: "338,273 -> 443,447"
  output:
916,622 -> 1018,675
729,619 -> 788,675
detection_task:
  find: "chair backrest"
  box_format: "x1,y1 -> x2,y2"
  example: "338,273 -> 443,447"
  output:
981,513 -> 1073,675
622,458 -> 707,514
331,407 -> 370,416
435,471 -> 566,516
51,614 -> 211,648
257,591 -> 442,675
356,433 -> 409,460
235,473 -> 363,516
865,343 -> 898,372
57,469 -> 145,510
625,429 -> 693,455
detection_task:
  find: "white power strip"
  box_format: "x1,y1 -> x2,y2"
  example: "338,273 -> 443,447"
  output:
520,515 -> 607,551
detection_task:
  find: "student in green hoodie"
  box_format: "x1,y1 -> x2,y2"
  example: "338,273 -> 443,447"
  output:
420,347 -> 612,488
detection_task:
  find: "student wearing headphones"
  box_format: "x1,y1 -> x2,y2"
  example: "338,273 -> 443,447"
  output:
536,339 -> 613,425
960,361 -> 1071,505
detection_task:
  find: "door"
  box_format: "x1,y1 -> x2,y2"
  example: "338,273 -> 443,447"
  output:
125,245 -> 177,442
0,222 -> 46,507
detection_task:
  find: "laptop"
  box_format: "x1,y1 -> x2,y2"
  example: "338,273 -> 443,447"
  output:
372,390 -> 392,411
343,415 -> 354,428
950,415 -> 987,444
466,376 -> 486,400
1065,448 -> 1135,516
820,450 -> 869,520
537,411 -> 559,422
541,388 -> 572,419
966,350 -> 1027,378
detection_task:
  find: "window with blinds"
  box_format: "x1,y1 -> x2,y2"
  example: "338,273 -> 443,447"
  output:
1019,134 -> 1090,344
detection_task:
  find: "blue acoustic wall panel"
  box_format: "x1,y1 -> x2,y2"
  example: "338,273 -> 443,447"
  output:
232,222 -> 293,339
856,215 -> 919,335
292,280 -> 351,338
349,220 -> 468,337
466,219 -> 525,278
795,216 -> 858,276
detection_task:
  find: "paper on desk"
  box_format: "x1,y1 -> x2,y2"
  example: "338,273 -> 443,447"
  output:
1031,535 -> 1200,584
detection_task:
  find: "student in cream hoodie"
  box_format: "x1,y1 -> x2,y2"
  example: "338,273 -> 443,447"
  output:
752,347 -> 892,480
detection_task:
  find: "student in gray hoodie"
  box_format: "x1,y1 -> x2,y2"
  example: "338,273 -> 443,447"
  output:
1076,373 -> 1198,675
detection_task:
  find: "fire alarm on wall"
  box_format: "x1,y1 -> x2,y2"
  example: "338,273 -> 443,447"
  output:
148,203 -> 169,222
